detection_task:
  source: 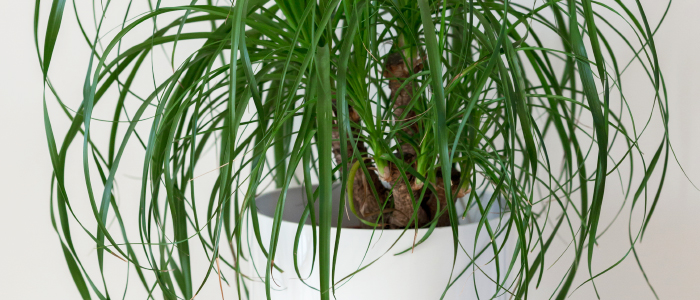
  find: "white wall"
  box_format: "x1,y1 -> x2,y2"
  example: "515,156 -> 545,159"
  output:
1,1 -> 698,299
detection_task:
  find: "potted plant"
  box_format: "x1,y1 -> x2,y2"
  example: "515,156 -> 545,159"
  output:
36,0 -> 670,299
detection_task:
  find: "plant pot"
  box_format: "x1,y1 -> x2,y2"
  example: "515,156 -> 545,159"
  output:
244,184 -> 512,300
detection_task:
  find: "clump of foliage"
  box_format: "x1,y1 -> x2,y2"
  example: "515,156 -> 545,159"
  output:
36,0 -> 672,299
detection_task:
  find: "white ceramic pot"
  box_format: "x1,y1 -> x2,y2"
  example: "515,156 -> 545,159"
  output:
244,185 -> 512,300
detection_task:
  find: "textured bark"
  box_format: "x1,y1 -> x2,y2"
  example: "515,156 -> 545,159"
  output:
331,100 -> 390,227
330,48 -> 468,229
383,52 -> 424,157
427,177 -> 451,227
332,101 -> 363,169
386,163 -> 429,228
427,172 -> 469,226
352,167 -> 389,225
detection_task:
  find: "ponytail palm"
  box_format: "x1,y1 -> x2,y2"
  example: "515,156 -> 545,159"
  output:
36,0 -> 671,299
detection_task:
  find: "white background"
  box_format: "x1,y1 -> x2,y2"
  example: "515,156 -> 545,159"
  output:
1,1 -> 699,299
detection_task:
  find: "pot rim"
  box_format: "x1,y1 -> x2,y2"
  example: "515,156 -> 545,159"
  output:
254,185 -> 508,233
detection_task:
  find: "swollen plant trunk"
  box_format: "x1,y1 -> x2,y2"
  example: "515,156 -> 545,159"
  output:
381,50 -> 432,228
383,51 -> 424,158
427,171 -> 469,227
331,101 -> 363,171
331,46 -> 465,229
352,167 -> 389,225
385,165 -> 429,228
331,102 -> 390,226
